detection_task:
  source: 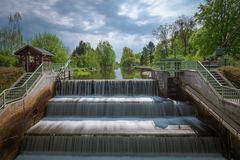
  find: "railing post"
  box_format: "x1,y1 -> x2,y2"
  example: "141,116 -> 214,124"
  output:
41,63 -> 44,74
3,92 -> 5,108
26,83 -> 28,94
221,87 -> 224,99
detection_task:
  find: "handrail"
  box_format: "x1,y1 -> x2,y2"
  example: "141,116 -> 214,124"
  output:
0,61 -> 70,111
158,60 -> 240,104
197,61 -> 222,87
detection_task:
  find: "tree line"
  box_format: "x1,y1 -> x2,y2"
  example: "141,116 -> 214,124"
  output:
121,0 -> 240,67
71,40 -> 116,70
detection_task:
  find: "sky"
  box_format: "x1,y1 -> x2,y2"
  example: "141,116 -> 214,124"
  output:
0,0 -> 203,61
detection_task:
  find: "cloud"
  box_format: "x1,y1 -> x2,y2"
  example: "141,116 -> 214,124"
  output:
0,0 -> 202,58
117,0 -> 201,25
118,3 -> 142,20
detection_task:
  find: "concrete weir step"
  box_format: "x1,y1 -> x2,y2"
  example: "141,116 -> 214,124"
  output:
26,117 -> 213,136
20,135 -> 222,153
16,153 -> 226,160
46,96 -> 195,117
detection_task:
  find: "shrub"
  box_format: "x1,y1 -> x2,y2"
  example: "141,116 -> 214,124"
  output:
0,67 -> 24,92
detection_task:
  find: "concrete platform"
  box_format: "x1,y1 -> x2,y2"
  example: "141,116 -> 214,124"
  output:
27,117 -> 210,136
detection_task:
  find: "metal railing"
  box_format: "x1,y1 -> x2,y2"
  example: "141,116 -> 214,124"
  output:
0,61 -> 69,110
159,60 -> 240,104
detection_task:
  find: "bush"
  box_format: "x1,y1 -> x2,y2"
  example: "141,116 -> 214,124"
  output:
218,66 -> 240,88
0,54 -> 19,67
0,67 -> 24,92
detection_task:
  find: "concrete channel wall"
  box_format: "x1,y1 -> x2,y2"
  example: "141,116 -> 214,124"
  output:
0,72 -> 57,160
152,70 -> 240,158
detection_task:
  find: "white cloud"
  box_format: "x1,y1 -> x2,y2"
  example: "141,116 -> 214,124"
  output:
33,10 -> 73,27
118,0 -> 199,25
118,3 -> 142,20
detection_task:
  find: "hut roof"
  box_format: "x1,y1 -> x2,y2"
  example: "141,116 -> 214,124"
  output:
14,44 -> 54,56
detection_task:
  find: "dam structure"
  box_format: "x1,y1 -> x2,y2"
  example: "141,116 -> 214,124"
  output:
16,79 -> 225,160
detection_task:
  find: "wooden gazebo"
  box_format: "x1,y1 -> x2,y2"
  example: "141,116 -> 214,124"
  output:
14,45 -> 54,72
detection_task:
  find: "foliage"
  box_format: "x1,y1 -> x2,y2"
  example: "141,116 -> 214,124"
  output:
0,67 -> 24,92
153,43 -> 167,63
120,47 -> 136,67
96,41 -> 116,70
71,42 -> 99,69
219,66 -> 240,88
153,16 -> 196,62
72,40 -> 88,56
0,12 -> 23,54
31,32 -> 69,63
141,47 -> 150,66
153,24 -> 170,56
0,52 -> 19,67
146,41 -> 155,63
121,67 -> 141,79
195,0 -> 240,58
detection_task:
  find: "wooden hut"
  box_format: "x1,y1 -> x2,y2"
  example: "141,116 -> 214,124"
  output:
14,45 -> 54,72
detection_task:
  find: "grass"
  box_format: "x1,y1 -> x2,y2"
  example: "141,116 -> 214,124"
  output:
0,67 -> 24,92
218,66 -> 240,89
73,68 -> 91,78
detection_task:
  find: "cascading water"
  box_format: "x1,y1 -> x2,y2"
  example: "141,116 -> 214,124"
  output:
56,80 -> 158,96
16,79 -> 225,160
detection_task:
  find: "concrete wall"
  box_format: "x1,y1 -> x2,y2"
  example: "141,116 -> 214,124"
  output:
0,72 -> 57,160
179,70 -> 240,158
151,71 -> 169,97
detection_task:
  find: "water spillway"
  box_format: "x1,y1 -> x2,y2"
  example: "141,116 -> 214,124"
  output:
56,80 -> 158,96
16,79 -> 225,160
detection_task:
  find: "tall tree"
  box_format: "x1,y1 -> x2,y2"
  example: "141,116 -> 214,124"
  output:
141,47 -> 150,66
31,32 -> 69,63
72,40 -> 88,56
195,0 -> 240,57
153,24 -> 170,56
146,41 -> 155,64
175,15 -> 196,55
120,47 -> 135,67
96,41 -> 116,69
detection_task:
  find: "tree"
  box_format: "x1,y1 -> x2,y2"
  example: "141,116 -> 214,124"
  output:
96,41 -> 116,69
153,24 -> 170,56
175,15 -> 196,55
0,12 -> 23,54
31,32 -> 68,63
120,47 -> 135,67
195,0 -> 240,57
146,41 -> 155,64
141,47 -> 150,66
71,41 -> 99,68
72,40 -> 88,56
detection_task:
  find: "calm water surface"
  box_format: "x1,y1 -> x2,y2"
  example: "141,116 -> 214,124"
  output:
74,67 -> 148,80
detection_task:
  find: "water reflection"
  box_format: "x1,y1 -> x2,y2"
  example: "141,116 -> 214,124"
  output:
73,67 -> 149,79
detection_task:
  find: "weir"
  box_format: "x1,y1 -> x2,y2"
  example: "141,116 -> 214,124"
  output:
16,79 -> 225,160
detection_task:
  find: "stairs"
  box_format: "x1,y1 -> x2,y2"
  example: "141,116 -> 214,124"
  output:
209,70 -> 231,87
13,73 -> 33,88
4,73 -> 33,102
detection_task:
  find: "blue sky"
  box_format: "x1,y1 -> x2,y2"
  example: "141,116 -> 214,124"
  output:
0,0 -> 203,61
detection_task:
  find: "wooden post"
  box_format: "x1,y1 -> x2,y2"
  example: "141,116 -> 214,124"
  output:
68,70 -> 71,80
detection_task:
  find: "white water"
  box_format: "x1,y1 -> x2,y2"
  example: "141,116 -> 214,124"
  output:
17,79 -> 225,159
